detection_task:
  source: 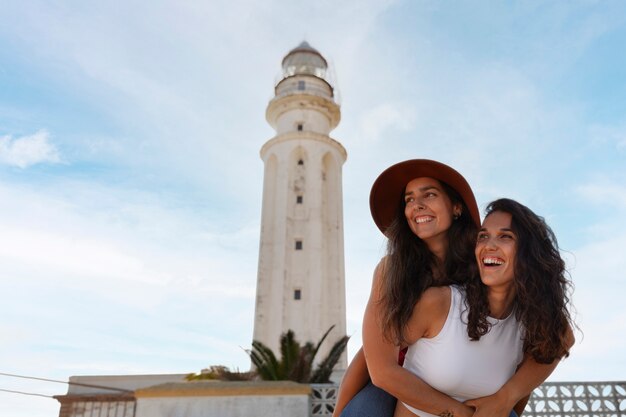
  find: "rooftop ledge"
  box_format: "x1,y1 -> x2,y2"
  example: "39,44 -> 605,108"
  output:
135,380 -> 311,398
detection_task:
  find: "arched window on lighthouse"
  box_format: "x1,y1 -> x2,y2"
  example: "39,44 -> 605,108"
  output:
297,159 -> 304,166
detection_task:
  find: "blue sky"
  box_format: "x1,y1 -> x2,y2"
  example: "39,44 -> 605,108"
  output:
1,1 -> 625,416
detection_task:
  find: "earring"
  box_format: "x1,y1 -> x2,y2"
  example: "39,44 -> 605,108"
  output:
453,212 -> 461,220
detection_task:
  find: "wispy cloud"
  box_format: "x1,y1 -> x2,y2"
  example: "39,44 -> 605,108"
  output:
0,178 -> 257,401
0,130 -> 61,168
589,123 -> 626,151
359,102 -> 416,142
554,230 -> 626,380
575,181 -> 626,211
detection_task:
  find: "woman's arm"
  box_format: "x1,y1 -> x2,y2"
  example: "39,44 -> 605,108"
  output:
364,261 -> 473,417
332,347 -> 370,417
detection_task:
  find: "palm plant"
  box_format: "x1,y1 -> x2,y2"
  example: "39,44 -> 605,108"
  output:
246,325 -> 349,383
185,365 -> 255,381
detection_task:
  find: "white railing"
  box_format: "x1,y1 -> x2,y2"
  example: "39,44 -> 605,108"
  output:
310,381 -> 626,417
311,384 -> 339,416
526,381 -> 626,417
273,84 -> 335,101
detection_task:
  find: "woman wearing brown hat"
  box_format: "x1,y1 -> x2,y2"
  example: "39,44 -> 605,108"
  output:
334,160 -> 567,417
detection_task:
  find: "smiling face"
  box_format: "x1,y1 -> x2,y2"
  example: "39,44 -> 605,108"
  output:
404,177 -> 460,252
475,211 -> 517,291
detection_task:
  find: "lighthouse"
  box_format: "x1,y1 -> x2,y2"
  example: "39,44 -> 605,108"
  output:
253,41 -> 347,372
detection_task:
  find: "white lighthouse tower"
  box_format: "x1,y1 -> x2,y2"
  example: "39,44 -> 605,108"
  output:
253,41 -> 347,371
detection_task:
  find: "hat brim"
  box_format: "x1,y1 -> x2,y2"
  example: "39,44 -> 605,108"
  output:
369,159 -> 480,234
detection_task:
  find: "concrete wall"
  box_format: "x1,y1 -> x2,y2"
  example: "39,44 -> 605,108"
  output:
135,381 -> 311,417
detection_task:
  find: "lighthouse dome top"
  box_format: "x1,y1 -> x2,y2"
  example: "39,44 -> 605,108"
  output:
281,41 -> 328,78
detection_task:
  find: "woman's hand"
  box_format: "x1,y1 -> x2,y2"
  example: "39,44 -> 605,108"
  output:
448,402 -> 476,417
464,390 -> 515,417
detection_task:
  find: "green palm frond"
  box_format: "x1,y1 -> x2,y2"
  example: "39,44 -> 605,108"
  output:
247,340 -> 280,380
279,330 -> 300,379
290,341 -> 314,382
246,325 -> 348,383
309,324 -> 335,364
310,335 -> 350,383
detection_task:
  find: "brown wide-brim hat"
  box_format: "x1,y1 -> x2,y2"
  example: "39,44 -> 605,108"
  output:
370,159 -> 480,234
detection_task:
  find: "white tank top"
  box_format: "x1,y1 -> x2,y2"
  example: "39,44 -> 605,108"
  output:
402,285 -> 523,417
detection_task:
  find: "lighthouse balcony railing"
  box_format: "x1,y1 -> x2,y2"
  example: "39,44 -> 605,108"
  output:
272,84 -> 335,101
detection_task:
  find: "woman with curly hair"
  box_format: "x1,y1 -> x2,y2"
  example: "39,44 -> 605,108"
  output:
394,198 -> 574,417
334,160 -> 573,417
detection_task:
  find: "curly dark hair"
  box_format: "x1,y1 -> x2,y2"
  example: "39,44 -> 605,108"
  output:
465,198 -> 574,363
379,181 -> 478,346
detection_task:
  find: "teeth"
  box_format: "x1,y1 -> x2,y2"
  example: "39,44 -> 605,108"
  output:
415,216 -> 433,224
483,257 -> 504,266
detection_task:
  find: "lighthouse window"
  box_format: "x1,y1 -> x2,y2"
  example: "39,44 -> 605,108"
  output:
297,123 -> 303,131
298,80 -> 305,90
296,195 -> 303,204
294,289 -> 302,300
297,159 -> 304,166
295,240 -> 303,250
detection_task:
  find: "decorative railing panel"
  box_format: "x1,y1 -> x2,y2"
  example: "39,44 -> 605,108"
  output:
311,384 -> 339,416
311,382 -> 626,417
525,382 -> 626,417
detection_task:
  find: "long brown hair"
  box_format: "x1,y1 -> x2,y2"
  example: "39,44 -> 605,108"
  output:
379,181 -> 478,346
465,198 -> 574,363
